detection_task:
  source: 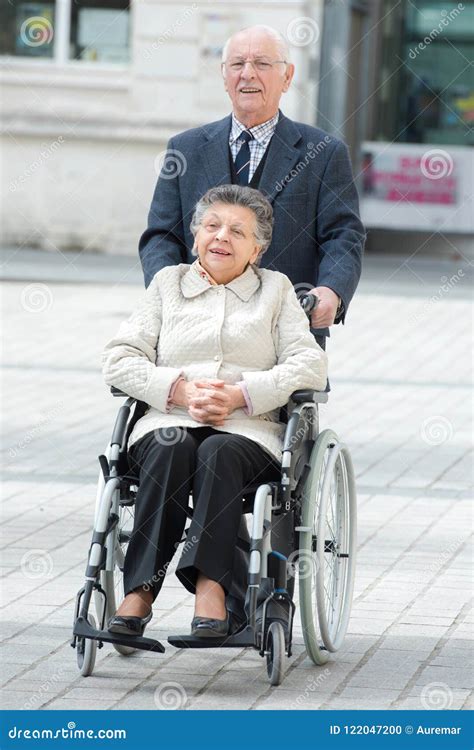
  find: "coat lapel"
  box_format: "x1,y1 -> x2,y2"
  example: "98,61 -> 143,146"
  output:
201,115 -> 233,188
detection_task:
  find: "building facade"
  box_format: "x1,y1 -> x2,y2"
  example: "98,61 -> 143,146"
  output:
1,0 -> 324,255
1,0 -> 472,258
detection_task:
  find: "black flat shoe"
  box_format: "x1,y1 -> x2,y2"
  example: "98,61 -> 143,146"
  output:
191,612 -> 229,638
107,609 -> 152,637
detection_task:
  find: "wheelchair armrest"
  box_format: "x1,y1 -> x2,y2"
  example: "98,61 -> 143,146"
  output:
290,389 -> 328,405
110,386 -> 128,398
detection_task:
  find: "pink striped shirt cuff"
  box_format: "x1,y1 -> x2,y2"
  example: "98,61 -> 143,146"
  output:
238,381 -> 253,416
166,375 -> 185,412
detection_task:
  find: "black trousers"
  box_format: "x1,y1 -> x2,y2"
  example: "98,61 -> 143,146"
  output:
124,426 -> 281,601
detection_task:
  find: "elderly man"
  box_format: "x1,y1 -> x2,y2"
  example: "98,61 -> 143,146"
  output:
139,24 -> 364,340
138,24 -> 364,632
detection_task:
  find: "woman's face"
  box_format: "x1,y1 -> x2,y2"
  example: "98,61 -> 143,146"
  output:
195,202 -> 261,284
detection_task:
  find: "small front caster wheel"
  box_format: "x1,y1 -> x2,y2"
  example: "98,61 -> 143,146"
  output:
76,614 -> 97,677
266,621 -> 285,686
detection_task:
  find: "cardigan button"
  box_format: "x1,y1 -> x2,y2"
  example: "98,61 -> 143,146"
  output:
214,355 -> 220,361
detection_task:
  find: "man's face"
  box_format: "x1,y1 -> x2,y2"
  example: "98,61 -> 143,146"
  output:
222,30 -> 295,127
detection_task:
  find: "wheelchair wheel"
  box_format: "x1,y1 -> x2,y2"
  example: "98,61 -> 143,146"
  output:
77,614 -> 97,676
266,621 -> 285,686
101,501 -> 137,656
299,429 -> 357,662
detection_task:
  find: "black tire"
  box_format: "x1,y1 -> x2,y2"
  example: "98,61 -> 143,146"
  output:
76,614 -> 97,677
266,621 -> 285,686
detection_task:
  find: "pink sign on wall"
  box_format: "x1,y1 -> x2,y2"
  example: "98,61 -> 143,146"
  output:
361,150 -> 457,205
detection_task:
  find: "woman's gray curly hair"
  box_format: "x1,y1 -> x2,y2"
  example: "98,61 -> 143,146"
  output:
190,185 -> 273,264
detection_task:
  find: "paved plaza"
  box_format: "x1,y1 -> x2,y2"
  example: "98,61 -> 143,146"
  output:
1,247 -> 472,711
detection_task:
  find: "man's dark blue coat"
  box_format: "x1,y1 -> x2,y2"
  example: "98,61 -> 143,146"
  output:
139,111 -> 365,333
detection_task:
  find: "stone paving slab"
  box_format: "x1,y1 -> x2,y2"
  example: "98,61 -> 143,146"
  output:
1,250 -> 472,711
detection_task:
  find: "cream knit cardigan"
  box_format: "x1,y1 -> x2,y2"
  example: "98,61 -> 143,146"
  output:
102,263 -> 328,461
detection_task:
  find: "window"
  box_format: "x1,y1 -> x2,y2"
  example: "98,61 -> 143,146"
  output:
374,0 -> 474,146
1,3 -> 55,59
0,0 -> 130,64
70,0 -> 130,62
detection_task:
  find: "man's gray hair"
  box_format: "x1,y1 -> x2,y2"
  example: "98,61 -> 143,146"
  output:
190,185 -> 273,263
221,25 -> 291,65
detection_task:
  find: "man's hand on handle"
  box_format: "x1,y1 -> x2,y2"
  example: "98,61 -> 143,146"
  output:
309,286 -> 340,329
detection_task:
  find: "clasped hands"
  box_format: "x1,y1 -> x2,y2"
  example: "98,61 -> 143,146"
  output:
171,378 -> 246,426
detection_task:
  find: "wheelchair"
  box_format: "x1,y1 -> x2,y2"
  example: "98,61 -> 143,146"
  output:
72,296 -> 357,687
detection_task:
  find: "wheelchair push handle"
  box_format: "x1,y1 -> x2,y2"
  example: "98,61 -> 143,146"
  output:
300,293 -> 319,318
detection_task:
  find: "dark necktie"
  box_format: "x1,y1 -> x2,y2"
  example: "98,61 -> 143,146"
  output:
234,130 -> 254,185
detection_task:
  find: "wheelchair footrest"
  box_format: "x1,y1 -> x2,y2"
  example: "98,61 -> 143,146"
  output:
168,625 -> 256,649
73,616 -> 165,653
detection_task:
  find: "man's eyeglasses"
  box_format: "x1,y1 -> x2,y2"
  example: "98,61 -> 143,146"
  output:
222,58 -> 288,73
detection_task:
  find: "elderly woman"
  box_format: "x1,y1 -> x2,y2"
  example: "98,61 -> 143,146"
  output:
102,185 -> 327,638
